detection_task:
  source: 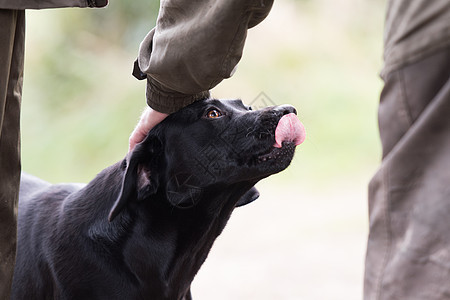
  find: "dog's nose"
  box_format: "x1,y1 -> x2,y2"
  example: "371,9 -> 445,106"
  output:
274,105 -> 297,116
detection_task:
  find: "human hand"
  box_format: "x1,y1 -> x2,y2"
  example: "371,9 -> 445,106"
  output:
129,107 -> 168,152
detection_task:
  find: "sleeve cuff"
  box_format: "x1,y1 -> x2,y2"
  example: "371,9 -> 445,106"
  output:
146,77 -> 210,114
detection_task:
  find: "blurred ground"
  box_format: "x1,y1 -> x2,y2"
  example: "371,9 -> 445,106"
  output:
21,0 -> 385,298
194,178 -> 369,300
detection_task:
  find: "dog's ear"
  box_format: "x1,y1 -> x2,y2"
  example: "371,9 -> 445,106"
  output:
235,186 -> 260,207
108,136 -> 161,222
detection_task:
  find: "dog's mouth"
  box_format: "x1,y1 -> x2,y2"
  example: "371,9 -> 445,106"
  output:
257,142 -> 297,163
253,113 -> 306,166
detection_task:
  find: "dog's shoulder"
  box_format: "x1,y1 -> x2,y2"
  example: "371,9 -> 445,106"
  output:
18,173 -> 86,225
19,172 -> 51,200
19,172 -> 85,205
17,173 -> 87,252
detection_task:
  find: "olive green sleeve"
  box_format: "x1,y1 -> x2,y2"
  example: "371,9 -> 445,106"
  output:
134,0 -> 274,114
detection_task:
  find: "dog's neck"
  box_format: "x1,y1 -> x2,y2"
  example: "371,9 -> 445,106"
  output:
78,162 -> 252,299
125,184 -> 251,299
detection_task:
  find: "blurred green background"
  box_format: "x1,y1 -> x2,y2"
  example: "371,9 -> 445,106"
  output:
22,0 -> 385,299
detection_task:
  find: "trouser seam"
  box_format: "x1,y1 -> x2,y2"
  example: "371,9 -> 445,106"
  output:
375,164 -> 392,300
397,70 -> 413,126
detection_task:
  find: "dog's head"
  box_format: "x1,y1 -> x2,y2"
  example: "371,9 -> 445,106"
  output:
108,99 -> 305,221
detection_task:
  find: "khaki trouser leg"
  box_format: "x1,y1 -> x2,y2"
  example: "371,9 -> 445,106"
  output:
364,47 -> 450,299
0,9 -> 24,299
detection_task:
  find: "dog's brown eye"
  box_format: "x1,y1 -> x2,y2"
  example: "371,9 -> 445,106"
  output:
206,109 -> 222,119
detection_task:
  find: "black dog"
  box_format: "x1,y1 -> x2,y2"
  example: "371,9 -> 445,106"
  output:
12,98 -> 305,300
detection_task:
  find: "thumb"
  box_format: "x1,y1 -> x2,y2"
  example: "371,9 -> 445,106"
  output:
129,107 -> 168,152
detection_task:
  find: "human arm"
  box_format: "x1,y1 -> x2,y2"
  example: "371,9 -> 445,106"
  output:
134,0 -> 274,114
129,0 -> 274,151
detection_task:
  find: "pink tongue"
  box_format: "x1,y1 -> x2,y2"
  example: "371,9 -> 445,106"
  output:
274,113 -> 306,148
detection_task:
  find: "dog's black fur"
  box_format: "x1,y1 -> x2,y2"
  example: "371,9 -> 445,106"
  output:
12,99 -> 299,300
